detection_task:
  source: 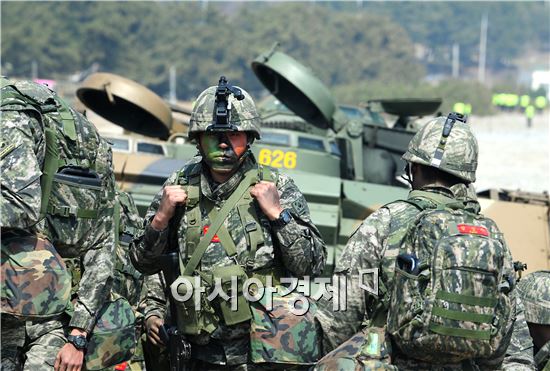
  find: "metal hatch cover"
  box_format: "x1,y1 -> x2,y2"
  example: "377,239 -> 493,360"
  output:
77,73 -> 173,140
251,49 -> 336,131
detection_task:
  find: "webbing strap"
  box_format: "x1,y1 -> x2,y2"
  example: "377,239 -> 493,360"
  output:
181,173 -> 201,271
432,306 -> 493,324
56,96 -> 77,141
215,224 -> 238,257
259,165 -> 274,183
114,197 -> 121,247
436,290 -> 497,307
429,323 -> 491,340
40,127 -> 59,218
205,198 -> 238,258
182,169 -> 257,276
47,204 -> 98,219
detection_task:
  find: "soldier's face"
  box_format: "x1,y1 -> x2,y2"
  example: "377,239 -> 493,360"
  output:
199,132 -> 248,174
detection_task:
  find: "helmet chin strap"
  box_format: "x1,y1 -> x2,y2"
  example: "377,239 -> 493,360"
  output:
401,163 -> 414,188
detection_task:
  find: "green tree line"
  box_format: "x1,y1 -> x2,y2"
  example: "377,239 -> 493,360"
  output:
2,2 -> 547,114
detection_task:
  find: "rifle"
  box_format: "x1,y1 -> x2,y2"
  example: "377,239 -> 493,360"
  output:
158,252 -> 192,371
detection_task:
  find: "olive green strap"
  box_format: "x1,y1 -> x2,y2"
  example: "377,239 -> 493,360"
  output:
178,171 -> 201,274
431,306 -> 493,324
216,224 -> 238,257
46,204 -> 98,219
114,197 -> 121,247
259,165 -> 275,183
55,94 -> 77,141
435,290 -> 497,307
429,323 -> 491,340
182,169 -> 257,276
40,127 -> 60,218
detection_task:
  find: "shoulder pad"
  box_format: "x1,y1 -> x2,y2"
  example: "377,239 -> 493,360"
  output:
12,80 -> 56,106
1,84 -> 40,113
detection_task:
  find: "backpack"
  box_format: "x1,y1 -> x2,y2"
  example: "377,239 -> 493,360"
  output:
0,79 -> 116,257
386,191 -> 514,363
1,79 -> 115,320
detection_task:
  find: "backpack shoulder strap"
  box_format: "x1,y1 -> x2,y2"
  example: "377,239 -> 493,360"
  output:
258,164 -> 278,184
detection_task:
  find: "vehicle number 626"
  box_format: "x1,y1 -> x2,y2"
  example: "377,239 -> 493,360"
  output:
258,149 -> 297,169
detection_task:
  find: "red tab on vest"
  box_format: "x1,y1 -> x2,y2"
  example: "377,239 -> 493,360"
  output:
457,224 -> 489,237
203,225 -> 220,243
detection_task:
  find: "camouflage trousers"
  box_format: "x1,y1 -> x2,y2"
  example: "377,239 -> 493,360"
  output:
1,314 -> 68,371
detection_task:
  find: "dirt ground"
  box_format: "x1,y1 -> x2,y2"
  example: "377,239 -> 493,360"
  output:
470,111 -> 549,193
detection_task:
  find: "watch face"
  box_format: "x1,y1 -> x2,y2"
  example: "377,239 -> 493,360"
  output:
70,336 -> 87,349
282,209 -> 291,223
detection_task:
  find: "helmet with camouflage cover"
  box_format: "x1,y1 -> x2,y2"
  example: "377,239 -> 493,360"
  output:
188,80 -> 261,141
516,270 -> 550,325
402,114 -> 478,183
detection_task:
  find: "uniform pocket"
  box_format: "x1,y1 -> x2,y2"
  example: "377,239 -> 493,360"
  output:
45,168 -> 103,256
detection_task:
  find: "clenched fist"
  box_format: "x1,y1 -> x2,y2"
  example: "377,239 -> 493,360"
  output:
250,181 -> 283,221
152,185 -> 188,231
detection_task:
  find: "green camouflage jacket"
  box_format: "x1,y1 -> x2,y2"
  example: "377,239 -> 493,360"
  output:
132,155 -> 326,365
317,184 -> 535,370
1,99 -> 116,332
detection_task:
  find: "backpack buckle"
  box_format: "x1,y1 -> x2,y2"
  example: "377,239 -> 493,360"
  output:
245,221 -> 257,233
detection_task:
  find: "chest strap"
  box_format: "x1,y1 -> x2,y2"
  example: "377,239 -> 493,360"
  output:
181,169 -> 257,276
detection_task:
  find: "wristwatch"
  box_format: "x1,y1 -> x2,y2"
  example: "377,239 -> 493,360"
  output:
271,209 -> 292,228
67,334 -> 88,350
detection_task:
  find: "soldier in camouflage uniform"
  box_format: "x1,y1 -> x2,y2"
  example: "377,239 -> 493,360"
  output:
141,273 -> 171,370
517,271 -> 550,370
1,78 -> 116,371
131,78 -> 326,369
110,189 -> 146,370
315,114 -> 535,370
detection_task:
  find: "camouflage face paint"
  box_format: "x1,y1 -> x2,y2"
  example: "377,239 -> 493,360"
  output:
199,132 -> 248,174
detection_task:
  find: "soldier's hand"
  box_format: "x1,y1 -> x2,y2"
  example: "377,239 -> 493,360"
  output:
250,181 -> 283,221
54,329 -> 86,371
146,315 -> 166,347
152,185 -> 188,231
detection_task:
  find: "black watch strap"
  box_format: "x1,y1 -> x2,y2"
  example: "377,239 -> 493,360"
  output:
67,334 -> 88,350
271,209 -> 292,228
